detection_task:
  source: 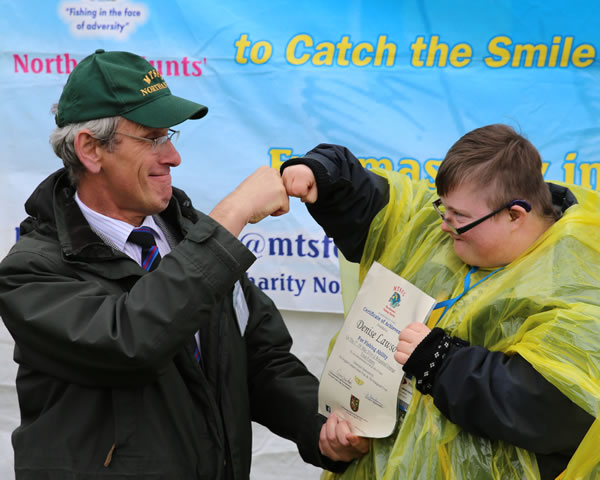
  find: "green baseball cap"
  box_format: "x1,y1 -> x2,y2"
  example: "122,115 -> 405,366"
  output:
55,49 -> 208,128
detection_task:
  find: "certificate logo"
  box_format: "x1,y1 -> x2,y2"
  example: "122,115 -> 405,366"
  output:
350,394 -> 360,412
389,291 -> 402,308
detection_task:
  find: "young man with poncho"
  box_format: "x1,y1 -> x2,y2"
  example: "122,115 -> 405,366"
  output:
281,124 -> 600,480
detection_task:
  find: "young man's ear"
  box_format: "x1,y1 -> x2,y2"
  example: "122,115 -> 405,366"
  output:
508,205 -> 528,224
74,129 -> 103,174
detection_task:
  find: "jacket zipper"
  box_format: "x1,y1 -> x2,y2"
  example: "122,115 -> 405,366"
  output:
104,443 -> 116,467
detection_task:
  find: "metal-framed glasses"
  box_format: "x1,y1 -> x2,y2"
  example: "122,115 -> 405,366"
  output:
115,129 -> 180,151
432,198 -> 532,235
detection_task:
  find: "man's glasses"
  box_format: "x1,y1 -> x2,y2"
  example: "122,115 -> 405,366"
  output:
114,129 -> 180,151
432,198 -> 532,235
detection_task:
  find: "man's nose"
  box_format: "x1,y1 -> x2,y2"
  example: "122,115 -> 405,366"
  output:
158,141 -> 181,167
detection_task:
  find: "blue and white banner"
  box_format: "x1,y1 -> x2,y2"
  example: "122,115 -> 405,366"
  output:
2,0 -> 600,312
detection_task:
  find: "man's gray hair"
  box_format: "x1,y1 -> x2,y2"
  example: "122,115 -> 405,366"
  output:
49,104 -> 121,186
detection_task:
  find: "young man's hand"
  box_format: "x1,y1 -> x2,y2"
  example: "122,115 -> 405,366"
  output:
282,164 -> 318,203
394,322 -> 431,365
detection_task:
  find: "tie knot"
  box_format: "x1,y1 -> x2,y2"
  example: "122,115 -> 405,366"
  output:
128,227 -> 157,249
128,227 -> 161,271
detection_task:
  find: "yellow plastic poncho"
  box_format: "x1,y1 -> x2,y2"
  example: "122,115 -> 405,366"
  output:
324,170 -> 600,480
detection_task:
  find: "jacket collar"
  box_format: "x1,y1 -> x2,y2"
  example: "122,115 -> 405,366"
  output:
23,168 -> 199,264
548,182 -> 578,218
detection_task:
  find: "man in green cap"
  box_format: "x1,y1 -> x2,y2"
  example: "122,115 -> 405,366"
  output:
0,49 -> 366,479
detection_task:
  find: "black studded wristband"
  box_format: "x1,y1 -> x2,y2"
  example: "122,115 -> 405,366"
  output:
402,327 -> 469,395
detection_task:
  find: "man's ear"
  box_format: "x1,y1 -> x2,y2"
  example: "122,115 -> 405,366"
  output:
74,129 -> 103,174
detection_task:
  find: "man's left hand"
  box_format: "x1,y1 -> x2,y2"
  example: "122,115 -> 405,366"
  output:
319,413 -> 369,462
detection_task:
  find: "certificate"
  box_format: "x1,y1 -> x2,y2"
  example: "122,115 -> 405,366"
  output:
318,262 -> 436,437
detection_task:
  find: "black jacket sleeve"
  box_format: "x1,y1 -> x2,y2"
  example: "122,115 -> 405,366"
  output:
243,278 -> 348,473
281,143 -> 389,262
403,328 -> 595,479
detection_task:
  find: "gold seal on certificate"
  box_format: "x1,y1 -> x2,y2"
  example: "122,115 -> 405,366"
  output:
318,262 -> 436,438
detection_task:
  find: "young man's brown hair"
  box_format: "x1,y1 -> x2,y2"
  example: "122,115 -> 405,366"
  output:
436,124 -> 557,221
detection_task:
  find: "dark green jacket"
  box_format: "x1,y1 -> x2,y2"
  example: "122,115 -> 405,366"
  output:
0,169 -> 339,479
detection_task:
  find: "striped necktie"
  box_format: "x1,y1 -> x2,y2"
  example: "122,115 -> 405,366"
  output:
127,227 -> 161,272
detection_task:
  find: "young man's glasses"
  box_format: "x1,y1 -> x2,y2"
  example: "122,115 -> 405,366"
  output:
432,198 -> 532,235
115,129 -> 180,151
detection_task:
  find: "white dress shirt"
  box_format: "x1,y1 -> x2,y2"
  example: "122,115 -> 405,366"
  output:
74,191 -> 172,262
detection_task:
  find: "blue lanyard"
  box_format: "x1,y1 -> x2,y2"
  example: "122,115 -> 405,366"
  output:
433,266 -> 504,326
